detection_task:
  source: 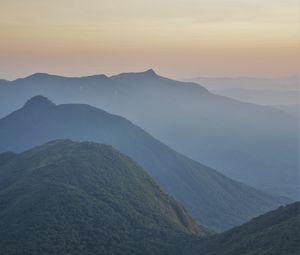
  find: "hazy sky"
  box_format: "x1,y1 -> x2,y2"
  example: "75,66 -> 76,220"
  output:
0,0 -> 299,80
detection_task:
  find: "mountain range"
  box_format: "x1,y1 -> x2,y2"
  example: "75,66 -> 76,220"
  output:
0,96 -> 289,231
188,76 -> 300,116
0,140 -> 299,255
0,70 -> 298,199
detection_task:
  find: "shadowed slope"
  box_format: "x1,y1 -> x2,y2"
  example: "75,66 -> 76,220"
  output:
0,96 -> 289,231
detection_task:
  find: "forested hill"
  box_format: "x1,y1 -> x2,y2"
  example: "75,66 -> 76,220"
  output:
0,140 -> 206,255
174,202 -> 300,255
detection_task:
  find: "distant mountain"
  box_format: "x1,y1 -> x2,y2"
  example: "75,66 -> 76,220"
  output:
270,104 -> 300,117
0,79 -> 9,85
0,71 -> 298,199
188,76 -> 300,105
188,76 -> 300,90
0,96 -> 288,231
0,140 -> 205,255
212,88 -> 299,106
176,202 -> 300,255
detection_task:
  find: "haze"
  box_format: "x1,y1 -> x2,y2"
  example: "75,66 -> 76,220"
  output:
0,0 -> 299,80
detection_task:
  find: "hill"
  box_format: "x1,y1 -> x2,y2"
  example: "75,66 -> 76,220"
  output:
0,140 -> 205,255
177,202 -> 300,255
0,70 -> 298,199
0,96 -> 288,231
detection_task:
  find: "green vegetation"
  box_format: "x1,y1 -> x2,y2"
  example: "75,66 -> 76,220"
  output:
0,96 -> 289,231
0,140 -> 298,255
174,202 -> 300,255
0,140 -> 206,255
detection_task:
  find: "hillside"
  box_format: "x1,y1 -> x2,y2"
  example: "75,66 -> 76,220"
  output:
0,140 -> 204,255
176,202 -> 300,255
0,96 -> 288,231
0,70 -> 298,199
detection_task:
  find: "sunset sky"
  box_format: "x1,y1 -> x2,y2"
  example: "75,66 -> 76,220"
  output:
0,0 -> 299,80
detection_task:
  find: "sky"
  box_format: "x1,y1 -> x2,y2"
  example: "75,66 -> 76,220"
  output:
0,0 -> 299,80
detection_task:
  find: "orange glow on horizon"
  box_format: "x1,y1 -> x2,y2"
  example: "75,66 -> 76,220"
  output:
0,0 -> 299,79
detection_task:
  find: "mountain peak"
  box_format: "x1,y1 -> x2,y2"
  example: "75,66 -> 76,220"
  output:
26,73 -> 54,79
111,69 -> 159,80
143,68 -> 157,76
23,95 -> 56,109
79,74 -> 108,80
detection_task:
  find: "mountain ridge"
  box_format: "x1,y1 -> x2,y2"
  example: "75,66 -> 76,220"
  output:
0,139 -> 206,255
175,202 -> 300,255
0,96 -> 289,231
0,71 -> 297,199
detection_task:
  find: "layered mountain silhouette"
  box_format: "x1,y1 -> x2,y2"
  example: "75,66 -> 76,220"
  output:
0,70 -> 298,199
188,76 -> 300,105
0,141 -> 298,254
176,202 -> 300,255
0,96 -> 288,231
0,140 -> 205,255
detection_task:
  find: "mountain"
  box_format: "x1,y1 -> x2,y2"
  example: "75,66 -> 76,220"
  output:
206,87 -> 300,106
188,76 -> 300,114
0,71 -> 298,199
0,96 -> 288,231
188,76 -> 300,90
0,140 -> 205,255
0,140 -> 297,255
176,202 -> 300,255
270,104 -> 299,117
